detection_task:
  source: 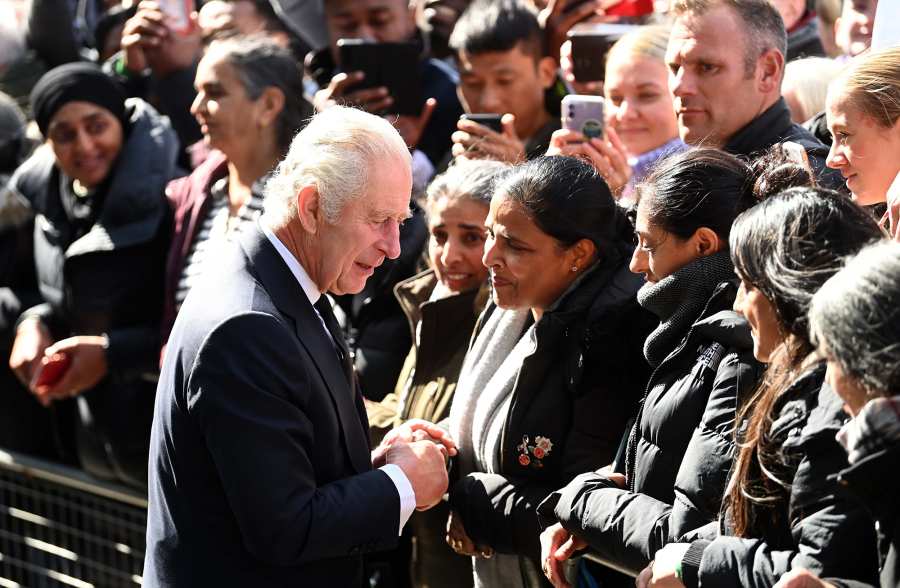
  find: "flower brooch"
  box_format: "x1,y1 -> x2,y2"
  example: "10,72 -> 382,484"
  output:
516,435 -> 553,468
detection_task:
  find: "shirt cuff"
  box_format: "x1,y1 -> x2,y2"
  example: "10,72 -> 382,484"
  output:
379,464 -> 416,535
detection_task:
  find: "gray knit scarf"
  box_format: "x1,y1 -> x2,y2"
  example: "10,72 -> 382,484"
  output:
636,250 -> 735,367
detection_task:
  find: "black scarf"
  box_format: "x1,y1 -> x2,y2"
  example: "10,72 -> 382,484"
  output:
636,250 -> 735,367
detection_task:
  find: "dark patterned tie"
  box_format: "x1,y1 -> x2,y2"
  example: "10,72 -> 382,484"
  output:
314,296 -> 353,386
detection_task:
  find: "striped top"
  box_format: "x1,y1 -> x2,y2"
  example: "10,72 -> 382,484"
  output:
174,177 -> 265,311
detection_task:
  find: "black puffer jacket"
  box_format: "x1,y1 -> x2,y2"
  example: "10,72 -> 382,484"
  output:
7,98 -> 177,488
448,251 -> 656,567
541,282 -> 761,575
680,364 -> 880,588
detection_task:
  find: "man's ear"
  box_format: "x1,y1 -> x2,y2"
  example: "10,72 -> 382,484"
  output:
691,227 -> 723,257
538,55 -> 558,89
257,87 -> 286,129
296,184 -> 321,234
757,48 -> 784,94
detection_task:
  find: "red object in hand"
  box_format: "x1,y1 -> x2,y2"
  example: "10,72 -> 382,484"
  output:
606,0 -> 654,17
34,354 -> 71,387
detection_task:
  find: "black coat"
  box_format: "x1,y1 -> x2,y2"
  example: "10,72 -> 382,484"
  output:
144,224 -> 401,587
541,283 -> 761,575
826,418 -> 900,588
680,364 -> 880,588
7,99 -> 177,487
723,97 -> 844,192
448,252 -> 656,568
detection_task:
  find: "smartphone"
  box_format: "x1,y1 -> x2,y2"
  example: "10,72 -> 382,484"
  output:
34,354 -> 71,388
567,23 -> 640,83
562,95 -> 605,139
158,0 -> 193,34
460,113 -> 503,133
337,39 -> 424,116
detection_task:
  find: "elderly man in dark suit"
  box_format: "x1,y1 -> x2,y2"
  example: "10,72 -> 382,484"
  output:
143,106 -> 453,587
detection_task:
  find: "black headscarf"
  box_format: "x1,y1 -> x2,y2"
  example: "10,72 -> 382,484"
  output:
30,62 -> 128,137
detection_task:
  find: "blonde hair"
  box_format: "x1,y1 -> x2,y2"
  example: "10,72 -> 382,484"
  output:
606,24 -> 670,67
836,46 -> 900,129
783,57 -> 843,122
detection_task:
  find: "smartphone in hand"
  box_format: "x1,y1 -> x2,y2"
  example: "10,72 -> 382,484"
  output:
158,0 -> 194,33
567,23 -> 639,83
460,113 -> 504,133
34,354 -> 71,388
562,95 -> 605,139
337,39 -> 424,116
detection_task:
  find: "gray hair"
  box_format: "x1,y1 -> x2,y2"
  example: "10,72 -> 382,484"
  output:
422,158 -> 509,219
809,240 -> 900,397
204,36 -> 312,154
671,0 -> 787,77
262,105 -> 411,226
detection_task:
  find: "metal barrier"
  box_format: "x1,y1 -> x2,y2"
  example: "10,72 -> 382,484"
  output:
0,450 -> 147,588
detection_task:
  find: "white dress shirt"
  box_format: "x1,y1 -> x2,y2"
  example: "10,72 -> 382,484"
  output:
260,221 -> 416,534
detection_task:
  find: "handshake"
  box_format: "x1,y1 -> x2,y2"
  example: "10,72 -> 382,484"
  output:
371,420 -> 457,511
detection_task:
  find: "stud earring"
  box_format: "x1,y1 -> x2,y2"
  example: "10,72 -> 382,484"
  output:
571,265 -> 578,272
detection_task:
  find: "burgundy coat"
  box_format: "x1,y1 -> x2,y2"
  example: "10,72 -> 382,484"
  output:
161,149 -> 228,345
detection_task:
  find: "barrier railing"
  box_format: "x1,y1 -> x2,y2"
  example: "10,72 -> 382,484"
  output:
0,450 -> 147,588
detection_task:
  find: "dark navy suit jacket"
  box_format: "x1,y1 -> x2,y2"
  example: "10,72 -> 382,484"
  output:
143,224 -> 400,586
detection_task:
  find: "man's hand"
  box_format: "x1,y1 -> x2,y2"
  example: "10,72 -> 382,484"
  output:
385,440 -> 449,510
452,114 -> 526,163
540,523 -> 587,587
539,0 -> 611,61
9,318 -> 52,389
373,418 -> 457,468
446,509 -> 494,558
773,569 -> 837,588
546,127 -> 631,195
559,39 -> 604,95
389,98 -> 438,150
313,72 -> 393,114
32,336 -> 109,406
637,543 -> 690,588
121,1 -> 201,78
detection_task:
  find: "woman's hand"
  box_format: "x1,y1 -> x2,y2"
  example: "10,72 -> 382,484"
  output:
33,336 -> 109,405
547,127 -> 631,194
9,318 -> 53,389
446,509 -> 494,558
636,544 -> 690,588
540,523 -> 587,588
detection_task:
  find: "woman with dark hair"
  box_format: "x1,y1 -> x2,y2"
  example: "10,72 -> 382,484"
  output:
6,62 -> 178,487
772,241 -> 900,588
639,188 -> 883,588
441,155 -> 655,587
539,148 -> 764,585
162,35 -> 312,343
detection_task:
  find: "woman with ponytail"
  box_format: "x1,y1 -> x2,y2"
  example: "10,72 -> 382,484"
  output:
639,188 -> 884,588
438,155 -> 655,587
539,148 -> 767,586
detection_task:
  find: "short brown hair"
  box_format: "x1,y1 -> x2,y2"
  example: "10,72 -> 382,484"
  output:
671,0 -> 787,76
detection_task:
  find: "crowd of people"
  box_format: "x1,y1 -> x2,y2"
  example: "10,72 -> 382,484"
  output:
0,0 -> 898,586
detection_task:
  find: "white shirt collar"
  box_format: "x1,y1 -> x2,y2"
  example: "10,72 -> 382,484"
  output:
259,220 -> 321,306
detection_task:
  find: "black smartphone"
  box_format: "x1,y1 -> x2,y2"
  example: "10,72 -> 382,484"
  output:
460,113 -> 503,133
337,39 -> 424,116
567,23 -> 640,83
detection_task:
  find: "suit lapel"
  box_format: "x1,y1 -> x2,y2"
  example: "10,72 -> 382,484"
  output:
240,225 -> 371,474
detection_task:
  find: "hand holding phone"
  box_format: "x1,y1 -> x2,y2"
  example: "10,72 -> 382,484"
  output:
158,0 -> 193,34
33,354 -> 71,388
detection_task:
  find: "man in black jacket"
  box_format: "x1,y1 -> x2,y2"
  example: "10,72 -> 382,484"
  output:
666,0 -> 842,190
